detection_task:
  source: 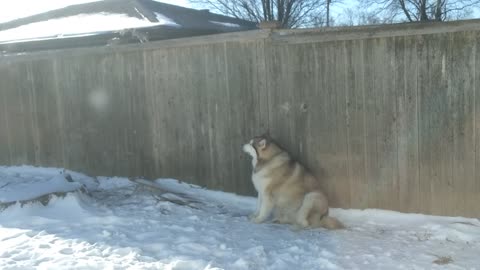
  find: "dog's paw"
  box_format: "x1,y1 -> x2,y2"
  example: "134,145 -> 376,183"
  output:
252,216 -> 265,224
272,216 -> 288,224
290,220 -> 311,231
291,224 -> 304,231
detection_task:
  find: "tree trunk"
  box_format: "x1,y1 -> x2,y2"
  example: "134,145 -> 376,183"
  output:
434,0 -> 443,21
326,0 -> 331,26
399,0 -> 414,22
262,0 -> 268,21
419,0 -> 429,21
262,0 -> 272,21
277,0 -> 285,26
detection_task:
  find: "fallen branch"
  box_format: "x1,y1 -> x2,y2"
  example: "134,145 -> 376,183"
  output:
128,178 -> 204,209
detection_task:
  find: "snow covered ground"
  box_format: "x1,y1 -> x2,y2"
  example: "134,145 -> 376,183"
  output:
0,166 -> 479,269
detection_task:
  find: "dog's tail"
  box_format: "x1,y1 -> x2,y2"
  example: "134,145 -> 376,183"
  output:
319,215 -> 345,230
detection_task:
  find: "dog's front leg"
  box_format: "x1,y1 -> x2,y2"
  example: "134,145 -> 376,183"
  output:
249,193 -> 262,220
252,193 -> 273,224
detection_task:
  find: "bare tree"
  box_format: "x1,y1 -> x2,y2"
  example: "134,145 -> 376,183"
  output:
359,0 -> 480,22
189,0 -> 326,28
339,7 -> 396,25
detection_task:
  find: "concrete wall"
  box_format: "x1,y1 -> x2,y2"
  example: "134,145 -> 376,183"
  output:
1,19 -> 479,217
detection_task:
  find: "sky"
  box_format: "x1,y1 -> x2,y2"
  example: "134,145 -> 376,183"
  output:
0,0 -> 375,26
0,0 -> 477,27
0,0 -> 350,24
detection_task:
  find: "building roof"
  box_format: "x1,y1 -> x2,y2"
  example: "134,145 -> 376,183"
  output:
0,0 -> 258,53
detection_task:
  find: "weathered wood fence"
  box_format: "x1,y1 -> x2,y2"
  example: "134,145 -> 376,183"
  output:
1,20 -> 479,217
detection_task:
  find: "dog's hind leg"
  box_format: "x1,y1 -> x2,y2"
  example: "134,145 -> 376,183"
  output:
296,193 -> 316,228
296,192 -> 327,228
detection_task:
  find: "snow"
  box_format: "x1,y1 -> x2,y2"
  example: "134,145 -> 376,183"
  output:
154,12 -> 181,27
0,165 -> 479,269
0,172 -> 81,203
209,20 -> 241,28
0,13 -> 179,42
0,0 -> 191,24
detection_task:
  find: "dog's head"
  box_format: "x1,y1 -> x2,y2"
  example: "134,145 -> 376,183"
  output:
242,134 -> 282,166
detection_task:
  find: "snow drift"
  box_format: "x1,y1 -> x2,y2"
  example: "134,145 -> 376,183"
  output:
0,165 -> 479,269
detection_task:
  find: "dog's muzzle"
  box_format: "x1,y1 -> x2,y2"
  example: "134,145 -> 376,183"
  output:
242,143 -> 258,158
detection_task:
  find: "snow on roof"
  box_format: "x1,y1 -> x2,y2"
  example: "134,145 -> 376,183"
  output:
154,12 -> 180,27
0,12 -> 177,42
0,0 -> 257,48
209,20 -> 240,28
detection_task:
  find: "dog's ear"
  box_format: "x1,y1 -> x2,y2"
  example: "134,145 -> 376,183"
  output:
258,138 -> 267,150
261,129 -> 271,140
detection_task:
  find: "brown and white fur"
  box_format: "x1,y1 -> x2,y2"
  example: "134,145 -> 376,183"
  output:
242,135 -> 344,230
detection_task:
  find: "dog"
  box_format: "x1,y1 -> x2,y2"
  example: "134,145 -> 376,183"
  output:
242,134 -> 344,230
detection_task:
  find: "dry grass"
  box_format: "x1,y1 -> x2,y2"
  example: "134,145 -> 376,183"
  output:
0,190 -> 79,211
415,230 -> 433,242
432,255 -> 453,265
